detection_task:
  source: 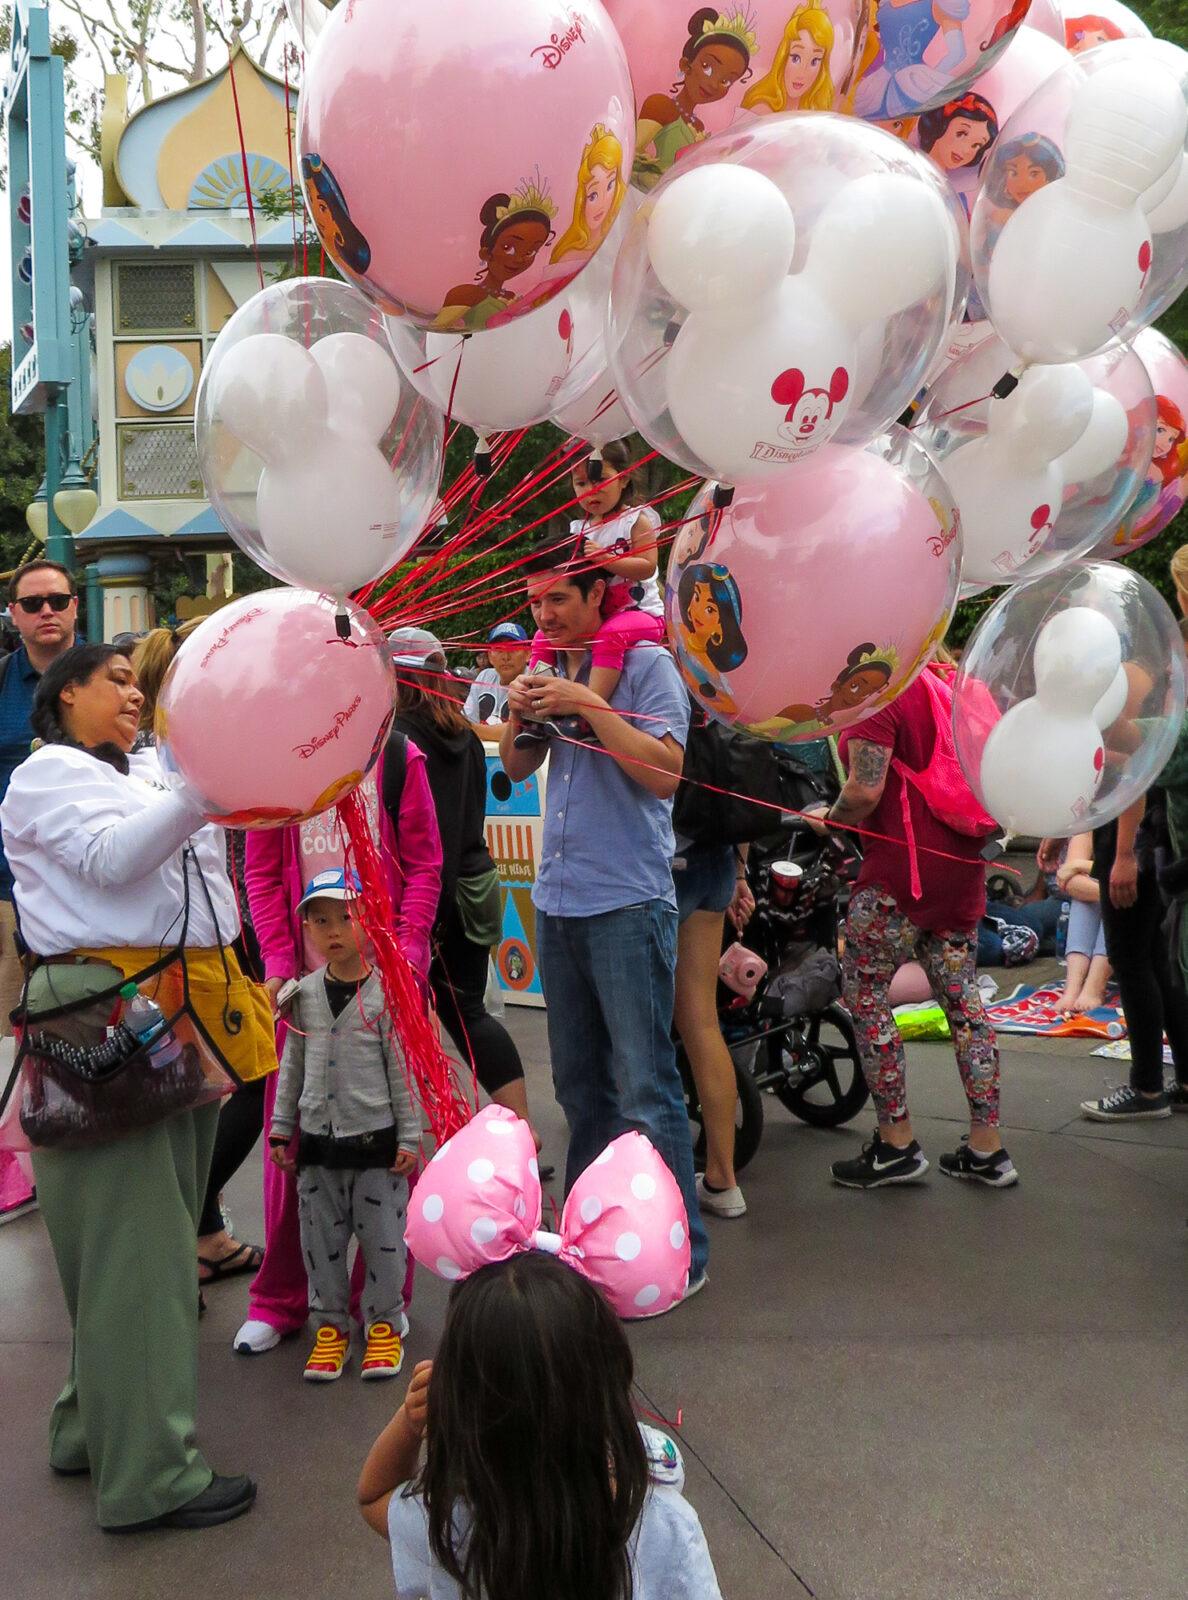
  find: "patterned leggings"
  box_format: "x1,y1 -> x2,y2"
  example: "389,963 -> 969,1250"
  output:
842,887 -> 1001,1127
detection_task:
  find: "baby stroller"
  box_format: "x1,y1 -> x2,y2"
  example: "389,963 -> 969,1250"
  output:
677,823 -> 870,1175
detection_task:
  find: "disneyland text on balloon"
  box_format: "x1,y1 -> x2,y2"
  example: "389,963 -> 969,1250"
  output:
199,607 -> 265,670
531,12 -> 587,70
293,696 -> 364,760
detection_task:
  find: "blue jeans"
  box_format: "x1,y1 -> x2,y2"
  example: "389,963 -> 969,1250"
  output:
537,901 -> 709,1282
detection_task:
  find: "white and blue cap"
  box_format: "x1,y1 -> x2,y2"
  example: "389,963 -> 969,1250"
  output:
297,868 -> 361,911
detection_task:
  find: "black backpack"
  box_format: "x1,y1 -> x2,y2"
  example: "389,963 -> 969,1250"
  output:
673,709 -> 830,847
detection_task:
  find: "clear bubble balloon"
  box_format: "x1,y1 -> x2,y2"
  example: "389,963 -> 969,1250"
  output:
664,427 -> 961,740
1091,325 -> 1188,558
852,0 -> 1035,121
156,590 -> 396,829
970,42 -> 1188,362
196,278 -> 443,597
284,0 -> 335,54
608,114 -> 963,482
912,329 -> 1156,585
953,560 -> 1186,837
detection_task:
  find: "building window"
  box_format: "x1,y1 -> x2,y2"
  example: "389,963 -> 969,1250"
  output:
115,262 -> 197,334
118,424 -> 203,500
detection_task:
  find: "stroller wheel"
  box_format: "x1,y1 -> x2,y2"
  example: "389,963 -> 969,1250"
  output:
774,1004 -> 870,1127
676,1041 -> 765,1175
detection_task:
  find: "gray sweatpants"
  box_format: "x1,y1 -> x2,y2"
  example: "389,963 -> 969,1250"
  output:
296,1165 -> 408,1334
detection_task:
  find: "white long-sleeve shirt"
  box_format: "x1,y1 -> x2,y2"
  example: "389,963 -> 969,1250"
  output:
0,744 -> 238,955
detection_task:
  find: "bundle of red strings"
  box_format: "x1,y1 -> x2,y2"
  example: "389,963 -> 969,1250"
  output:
336,786 -> 474,1143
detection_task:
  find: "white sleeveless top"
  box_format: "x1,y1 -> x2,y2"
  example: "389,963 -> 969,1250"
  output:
571,505 -> 664,616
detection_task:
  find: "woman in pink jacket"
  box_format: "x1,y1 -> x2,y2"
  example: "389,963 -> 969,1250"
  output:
233,729 -> 442,1355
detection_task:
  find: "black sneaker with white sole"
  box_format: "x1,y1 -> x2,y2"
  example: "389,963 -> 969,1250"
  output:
831,1134 -> 929,1189
938,1138 -> 1018,1187
1080,1084 -> 1171,1121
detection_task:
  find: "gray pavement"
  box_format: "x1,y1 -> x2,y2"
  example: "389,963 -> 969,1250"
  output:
2,1005 -> 1186,1600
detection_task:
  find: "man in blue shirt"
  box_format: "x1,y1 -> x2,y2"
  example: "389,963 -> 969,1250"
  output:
500,553 -> 709,1299
0,560 -> 79,1031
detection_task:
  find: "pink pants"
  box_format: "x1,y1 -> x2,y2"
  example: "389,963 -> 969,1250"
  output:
532,605 -> 664,673
246,1025 -> 416,1333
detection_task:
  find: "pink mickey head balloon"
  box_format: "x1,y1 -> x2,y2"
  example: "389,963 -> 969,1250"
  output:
155,589 -> 396,829
298,0 -> 635,330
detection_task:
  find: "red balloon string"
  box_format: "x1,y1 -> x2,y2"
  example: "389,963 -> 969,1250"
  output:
335,787 -> 475,1142
227,52 -> 265,292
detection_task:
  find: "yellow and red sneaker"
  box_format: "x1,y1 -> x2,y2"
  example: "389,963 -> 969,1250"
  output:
303,1325 -> 350,1383
361,1319 -> 404,1381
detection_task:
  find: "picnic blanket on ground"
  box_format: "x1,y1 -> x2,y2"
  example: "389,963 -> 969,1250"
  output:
985,983 -> 1125,1039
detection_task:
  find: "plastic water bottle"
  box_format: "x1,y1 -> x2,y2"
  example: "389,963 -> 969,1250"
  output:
121,984 -> 182,1068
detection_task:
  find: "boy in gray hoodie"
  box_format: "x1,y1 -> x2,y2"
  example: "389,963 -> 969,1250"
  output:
269,869 -> 420,1383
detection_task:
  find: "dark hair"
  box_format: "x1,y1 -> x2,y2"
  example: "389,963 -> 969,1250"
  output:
524,545 -> 608,599
413,1253 -> 649,1600
833,643 -> 892,690
677,562 -> 748,671
393,668 -> 470,737
301,153 -> 371,275
31,644 -> 131,771
479,193 -> 554,256
985,133 -> 1064,209
572,439 -> 639,509
917,93 -> 999,170
9,559 -> 77,605
680,7 -> 753,73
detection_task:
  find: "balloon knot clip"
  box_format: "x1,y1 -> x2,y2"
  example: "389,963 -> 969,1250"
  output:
712,483 -> 735,511
474,436 -> 494,478
586,448 -> 604,484
334,607 -> 352,642
992,372 -> 1019,400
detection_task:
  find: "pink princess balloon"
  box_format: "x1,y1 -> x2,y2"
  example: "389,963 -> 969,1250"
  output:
156,590 -> 395,829
298,0 -> 634,330
851,0 -> 1033,122
665,430 -> 961,741
1095,326 -> 1188,558
603,1 -> 864,192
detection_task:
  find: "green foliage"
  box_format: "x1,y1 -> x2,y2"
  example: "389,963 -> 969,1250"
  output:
0,346 -> 46,575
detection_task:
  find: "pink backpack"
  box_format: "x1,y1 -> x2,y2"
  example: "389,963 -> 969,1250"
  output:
891,667 -> 998,900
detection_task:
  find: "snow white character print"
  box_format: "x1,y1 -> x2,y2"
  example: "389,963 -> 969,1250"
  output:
917,92 -> 997,216
779,642 -> 898,730
741,3 -> 835,116
673,561 -> 748,717
852,0 -> 973,124
301,153 -> 371,277
633,8 -> 758,191
433,178 -> 557,332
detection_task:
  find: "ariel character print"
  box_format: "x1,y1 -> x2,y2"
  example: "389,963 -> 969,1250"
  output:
551,124 -> 626,268
633,9 -> 758,191
852,0 -> 973,123
1065,14 -> 1125,52
779,642 -> 899,730
1117,396 -> 1188,545
433,178 -> 557,333
673,561 -> 749,717
917,93 -> 998,216
301,153 -> 371,277
742,4 -> 836,115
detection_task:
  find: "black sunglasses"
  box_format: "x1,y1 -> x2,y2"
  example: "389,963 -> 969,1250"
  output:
14,593 -> 73,614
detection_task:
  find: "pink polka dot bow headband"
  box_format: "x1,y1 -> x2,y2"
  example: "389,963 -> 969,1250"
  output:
406,1105 -> 692,1319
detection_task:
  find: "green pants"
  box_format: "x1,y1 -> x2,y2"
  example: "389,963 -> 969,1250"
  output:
31,1101 -> 219,1528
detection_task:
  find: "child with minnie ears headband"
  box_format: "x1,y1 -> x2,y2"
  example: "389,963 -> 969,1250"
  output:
357,1106 -> 723,1600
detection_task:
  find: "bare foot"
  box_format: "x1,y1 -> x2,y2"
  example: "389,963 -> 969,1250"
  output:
1078,991 -> 1108,1013
1055,989 -> 1082,1019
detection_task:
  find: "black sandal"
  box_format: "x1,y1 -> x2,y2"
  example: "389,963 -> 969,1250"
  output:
197,1242 -> 264,1284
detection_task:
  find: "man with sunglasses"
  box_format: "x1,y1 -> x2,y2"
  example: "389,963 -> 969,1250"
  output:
0,560 -> 79,1034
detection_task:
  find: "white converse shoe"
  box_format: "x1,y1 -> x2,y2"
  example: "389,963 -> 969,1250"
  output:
233,1318 -> 282,1355
695,1174 -> 747,1219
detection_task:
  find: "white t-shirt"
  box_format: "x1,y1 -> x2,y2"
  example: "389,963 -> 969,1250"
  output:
0,745 -> 237,954
388,1483 -> 723,1600
463,668 -> 510,726
572,505 -> 664,616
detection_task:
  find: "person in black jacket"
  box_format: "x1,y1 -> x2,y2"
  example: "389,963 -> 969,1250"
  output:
387,630 -> 542,1145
